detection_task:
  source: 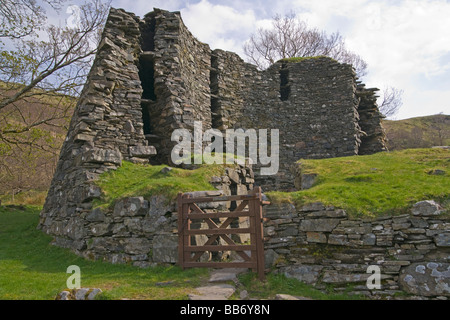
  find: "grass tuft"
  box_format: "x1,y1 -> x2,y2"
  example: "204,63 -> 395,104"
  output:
238,272 -> 364,300
93,161 -> 226,209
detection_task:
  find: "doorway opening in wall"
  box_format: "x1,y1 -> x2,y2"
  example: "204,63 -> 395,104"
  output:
280,63 -> 290,101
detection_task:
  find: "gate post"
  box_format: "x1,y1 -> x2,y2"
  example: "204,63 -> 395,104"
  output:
177,192 -> 184,270
254,187 -> 265,280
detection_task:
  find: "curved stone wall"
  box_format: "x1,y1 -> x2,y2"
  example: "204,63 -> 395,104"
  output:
39,7 -> 389,275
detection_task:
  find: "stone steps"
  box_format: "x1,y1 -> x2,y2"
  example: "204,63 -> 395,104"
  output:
188,268 -> 245,300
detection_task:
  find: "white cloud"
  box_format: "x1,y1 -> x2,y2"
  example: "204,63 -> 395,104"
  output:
287,0 -> 450,118
181,0 -> 258,57
350,1 -> 450,118
398,88 -> 450,119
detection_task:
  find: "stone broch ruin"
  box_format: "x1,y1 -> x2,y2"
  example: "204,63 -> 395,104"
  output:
38,8 -> 449,298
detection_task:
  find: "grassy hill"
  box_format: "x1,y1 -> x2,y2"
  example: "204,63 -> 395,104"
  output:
92,148 -> 449,219
0,206 -> 209,300
3,148 -> 448,220
93,161 -> 225,209
268,148 -> 450,218
383,114 -> 450,150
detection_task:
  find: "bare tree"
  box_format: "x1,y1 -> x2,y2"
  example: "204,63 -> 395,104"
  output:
430,113 -> 449,146
0,0 -> 110,196
0,0 -> 65,39
244,12 -> 368,76
0,0 -> 109,146
378,86 -> 404,118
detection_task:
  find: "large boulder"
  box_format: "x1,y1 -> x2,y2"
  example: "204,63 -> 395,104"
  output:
411,200 -> 444,217
399,262 -> 450,297
152,234 -> 178,263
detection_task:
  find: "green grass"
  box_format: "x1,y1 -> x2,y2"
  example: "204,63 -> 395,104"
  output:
267,148 -> 450,218
94,161 -> 227,209
0,206 -> 363,300
0,205 -> 209,300
238,272 -> 363,300
0,190 -> 48,206
2,148 -> 447,299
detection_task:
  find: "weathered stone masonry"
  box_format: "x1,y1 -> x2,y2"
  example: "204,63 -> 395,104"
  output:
39,7 -> 391,283
44,165 -> 255,267
39,9 -> 156,251
264,200 -> 449,298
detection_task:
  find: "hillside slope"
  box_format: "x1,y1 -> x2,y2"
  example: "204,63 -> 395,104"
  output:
383,114 -> 450,150
0,82 -> 75,197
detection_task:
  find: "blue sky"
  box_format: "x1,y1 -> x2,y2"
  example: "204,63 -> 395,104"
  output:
62,0 -> 450,120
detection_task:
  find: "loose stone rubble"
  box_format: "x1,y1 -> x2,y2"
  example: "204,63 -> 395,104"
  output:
56,288 -> 103,300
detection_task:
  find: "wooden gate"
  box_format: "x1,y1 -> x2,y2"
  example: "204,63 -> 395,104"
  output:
177,187 -> 266,280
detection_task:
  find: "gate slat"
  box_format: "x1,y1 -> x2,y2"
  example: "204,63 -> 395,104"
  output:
187,210 -> 253,219
186,228 -> 252,235
254,187 -> 265,280
184,244 -> 255,252
183,262 -> 256,269
181,194 -> 258,203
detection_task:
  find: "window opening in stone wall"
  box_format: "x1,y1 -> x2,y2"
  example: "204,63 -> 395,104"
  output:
141,12 -> 156,51
139,57 -> 156,101
138,57 -> 156,136
210,54 -> 222,129
140,103 -> 152,135
280,63 -> 290,101
139,14 -> 156,136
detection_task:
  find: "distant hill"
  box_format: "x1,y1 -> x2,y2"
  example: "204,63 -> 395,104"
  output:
382,114 -> 450,150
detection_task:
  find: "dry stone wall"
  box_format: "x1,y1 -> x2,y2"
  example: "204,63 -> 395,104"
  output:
248,58 -> 363,191
139,9 -> 212,165
356,83 -> 387,155
134,8 -> 387,187
45,164 -> 255,267
209,53 -> 387,191
210,49 -> 259,130
39,7 -> 389,270
263,200 -> 450,298
39,9 -> 156,250
211,50 -> 376,190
